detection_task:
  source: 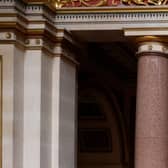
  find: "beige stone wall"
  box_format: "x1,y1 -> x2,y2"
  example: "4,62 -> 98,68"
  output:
0,40 -> 77,168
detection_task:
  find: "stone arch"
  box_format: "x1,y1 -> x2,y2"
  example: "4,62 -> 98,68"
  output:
78,83 -> 128,168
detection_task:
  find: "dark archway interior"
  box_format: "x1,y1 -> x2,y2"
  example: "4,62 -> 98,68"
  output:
77,42 -> 137,168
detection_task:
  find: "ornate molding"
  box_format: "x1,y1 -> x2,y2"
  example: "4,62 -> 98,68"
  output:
54,11 -> 168,29
136,41 -> 168,58
19,0 -> 168,9
1,1 -> 168,32
53,0 -> 168,8
0,32 -> 16,42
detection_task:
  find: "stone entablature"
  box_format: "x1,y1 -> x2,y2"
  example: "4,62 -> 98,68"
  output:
1,1 -> 168,36
1,0 -> 168,31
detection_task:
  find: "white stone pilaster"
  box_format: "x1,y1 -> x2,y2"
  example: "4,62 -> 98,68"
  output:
0,43 -> 24,168
51,55 -> 77,168
50,30 -> 78,168
23,49 -> 42,168
23,47 -> 53,168
0,44 -> 15,168
13,46 -> 24,168
40,52 -> 52,168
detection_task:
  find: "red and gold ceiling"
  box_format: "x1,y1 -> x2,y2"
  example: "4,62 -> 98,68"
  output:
24,0 -> 168,7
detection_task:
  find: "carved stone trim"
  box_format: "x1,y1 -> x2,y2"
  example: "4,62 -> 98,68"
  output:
55,12 -> 168,23
138,42 -> 167,52
54,11 -> 168,30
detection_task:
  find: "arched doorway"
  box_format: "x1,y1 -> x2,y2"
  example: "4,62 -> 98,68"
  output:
77,42 -> 137,168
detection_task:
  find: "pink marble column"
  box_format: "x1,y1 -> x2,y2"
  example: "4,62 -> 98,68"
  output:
135,41 -> 168,168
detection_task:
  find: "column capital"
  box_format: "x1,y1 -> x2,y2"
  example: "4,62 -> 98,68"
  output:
135,36 -> 168,57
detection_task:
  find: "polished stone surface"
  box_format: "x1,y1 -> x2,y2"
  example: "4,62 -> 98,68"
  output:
136,53 -> 168,168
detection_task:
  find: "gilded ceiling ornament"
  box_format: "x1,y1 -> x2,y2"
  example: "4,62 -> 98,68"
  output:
50,0 -> 168,7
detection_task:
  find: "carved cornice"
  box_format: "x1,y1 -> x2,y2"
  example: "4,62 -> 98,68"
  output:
0,1 -> 56,37
23,0 -> 49,4
1,1 -> 168,32
54,11 -> 168,31
22,0 -> 57,11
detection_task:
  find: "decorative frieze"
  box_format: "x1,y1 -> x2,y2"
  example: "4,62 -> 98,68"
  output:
0,0 -> 15,6
53,0 -> 168,8
54,11 -> 168,30
24,38 -> 43,47
23,0 -> 168,8
55,12 -> 168,23
0,32 -> 16,41
25,5 -> 43,14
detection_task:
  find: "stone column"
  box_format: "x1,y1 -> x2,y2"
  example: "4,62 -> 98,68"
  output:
135,39 -> 168,168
